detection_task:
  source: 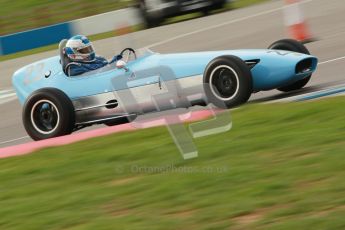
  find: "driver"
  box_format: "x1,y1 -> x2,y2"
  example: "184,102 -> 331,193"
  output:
64,35 -> 122,76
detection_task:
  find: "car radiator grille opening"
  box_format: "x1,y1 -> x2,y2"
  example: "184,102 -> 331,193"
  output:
296,58 -> 313,74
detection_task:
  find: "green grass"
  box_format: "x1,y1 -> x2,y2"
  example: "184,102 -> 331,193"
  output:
0,0 -> 134,36
1,97 -> 345,229
0,0 -> 269,62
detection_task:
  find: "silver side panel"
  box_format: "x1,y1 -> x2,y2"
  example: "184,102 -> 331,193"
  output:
72,75 -> 205,124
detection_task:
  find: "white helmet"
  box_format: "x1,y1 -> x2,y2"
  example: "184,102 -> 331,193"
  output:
65,35 -> 95,62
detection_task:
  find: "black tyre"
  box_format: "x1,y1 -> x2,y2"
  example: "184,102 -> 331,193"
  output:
213,0 -> 227,10
23,88 -> 75,141
203,55 -> 253,109
139,2 -> 163,28
202,8 -> 211,16
268,39 -> 312,92
202,0 -> 226,15
144,15 -> 163,28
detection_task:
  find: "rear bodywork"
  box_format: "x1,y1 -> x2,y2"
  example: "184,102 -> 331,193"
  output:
12,49 -> 318,125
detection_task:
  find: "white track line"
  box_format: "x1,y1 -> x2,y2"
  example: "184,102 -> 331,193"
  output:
319,56 -> 345,65
0,93 -> 16,99
0,89 -> 14,95
0,136 -> 29,145
0,92 -> 17,105
146,0 -> 313,49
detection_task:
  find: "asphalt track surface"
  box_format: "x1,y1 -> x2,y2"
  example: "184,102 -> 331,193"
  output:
0,0 -> 344,148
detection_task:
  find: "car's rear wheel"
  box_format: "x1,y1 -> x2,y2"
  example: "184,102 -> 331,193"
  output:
203,55 -> 253,109
268,39 -> 312,92
23,88 -> 75,140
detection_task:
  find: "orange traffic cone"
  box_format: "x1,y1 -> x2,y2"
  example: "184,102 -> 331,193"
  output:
284,0 -> 315,43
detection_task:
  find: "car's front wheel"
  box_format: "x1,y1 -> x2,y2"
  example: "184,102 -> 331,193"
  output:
23,88 -> 75,141
203,55 -> 253,109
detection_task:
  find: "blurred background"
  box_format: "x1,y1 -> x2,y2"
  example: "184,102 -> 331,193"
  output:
0,0 -> 133,35
0,0 -> 242,36
1,0 -> 257,56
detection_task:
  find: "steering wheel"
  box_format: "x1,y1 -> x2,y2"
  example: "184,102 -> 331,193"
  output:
119,48 -> 137,62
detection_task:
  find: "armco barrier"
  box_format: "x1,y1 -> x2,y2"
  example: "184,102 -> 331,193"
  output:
0,22 -> 74,55
0,38 -> 3,55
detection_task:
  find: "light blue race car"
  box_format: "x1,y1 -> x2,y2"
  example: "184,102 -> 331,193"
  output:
12,39 -> 318,140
